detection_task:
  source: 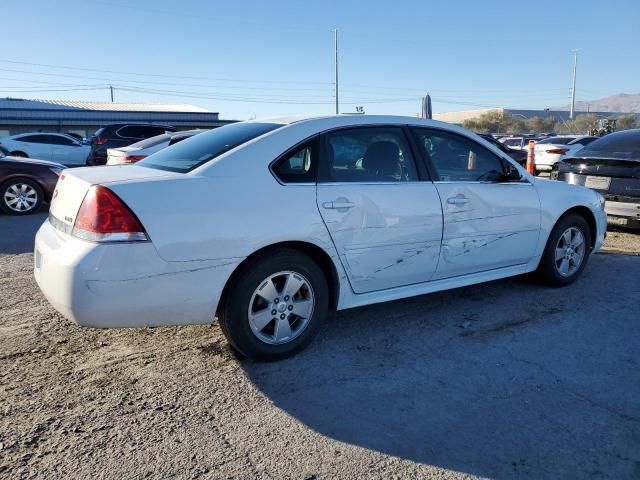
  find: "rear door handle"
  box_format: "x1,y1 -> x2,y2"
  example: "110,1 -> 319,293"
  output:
446,195 -> 470,206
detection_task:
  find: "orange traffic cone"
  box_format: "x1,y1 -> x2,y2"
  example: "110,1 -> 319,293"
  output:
526,140 -> 536,175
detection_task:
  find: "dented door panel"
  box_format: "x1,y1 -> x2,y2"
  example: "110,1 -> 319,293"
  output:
433,182 -> 541,279
316,183 -> 443,293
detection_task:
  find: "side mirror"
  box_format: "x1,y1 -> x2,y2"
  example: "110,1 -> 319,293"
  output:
502,163 -> 522,182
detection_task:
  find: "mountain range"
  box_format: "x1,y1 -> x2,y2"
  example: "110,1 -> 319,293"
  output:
557,93 -> 640,113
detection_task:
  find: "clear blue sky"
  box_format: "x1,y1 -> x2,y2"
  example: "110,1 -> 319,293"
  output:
3,0 -> 639,119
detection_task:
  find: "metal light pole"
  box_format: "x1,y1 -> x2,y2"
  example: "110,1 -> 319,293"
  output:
333,28 -> 339,115
569,50 -> 578,120
110,85 -> 114,103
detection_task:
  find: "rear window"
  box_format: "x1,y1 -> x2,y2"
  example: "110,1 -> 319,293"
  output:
577,131 -> 640,160
128,134 -> 171,149
537,137 -> 575,145
137,122 -> 281,173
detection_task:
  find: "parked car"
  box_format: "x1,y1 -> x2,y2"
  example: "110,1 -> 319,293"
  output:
0,133 -> 90,166
35,116 -> 606,360
86,123 -> 177,166
533,135 -> 597,173
106,129 -> 206,165
477,133 -> 527,166
551,129 -> 640,228
0,153 -> 64,215
499,136 -> 539,151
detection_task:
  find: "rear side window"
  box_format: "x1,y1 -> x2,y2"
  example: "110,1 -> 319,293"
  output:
272,142 -> 316,183
118,125 -> 170,139
412,128 -> 507,182
137,122 -> 280,173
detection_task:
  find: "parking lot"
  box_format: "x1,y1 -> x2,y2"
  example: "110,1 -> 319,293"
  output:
0,212 -> 639,479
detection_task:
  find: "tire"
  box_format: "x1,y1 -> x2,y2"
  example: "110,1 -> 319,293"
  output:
0,178 -> 44,215
537,214 -> 592,287
218,249 -> 329,361
10,151 -> 28,158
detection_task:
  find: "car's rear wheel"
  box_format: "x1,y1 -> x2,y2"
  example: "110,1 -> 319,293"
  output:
218,249 -> 329,361
10,151 -> 28,158
537,214 -> 591,287
0,178 -> 43,215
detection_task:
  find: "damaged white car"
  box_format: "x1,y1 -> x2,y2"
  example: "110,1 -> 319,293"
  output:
34,116 -> 607,360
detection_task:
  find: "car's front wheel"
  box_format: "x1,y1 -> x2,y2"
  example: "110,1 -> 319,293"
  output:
0,178 -> 44,215
537,214 -> 592,287
218,249 -> 329,361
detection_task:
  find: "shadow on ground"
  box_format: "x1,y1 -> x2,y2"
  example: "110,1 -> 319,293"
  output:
242,254 -> 640,479
0,211 -> 47,254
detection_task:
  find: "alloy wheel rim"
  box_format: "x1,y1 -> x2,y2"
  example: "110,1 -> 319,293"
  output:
4,183 -> 38,212
248,271 -> 315,345
554,227 -> 586,277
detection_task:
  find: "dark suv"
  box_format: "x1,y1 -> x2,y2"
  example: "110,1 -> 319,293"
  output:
86,123 -> 177,165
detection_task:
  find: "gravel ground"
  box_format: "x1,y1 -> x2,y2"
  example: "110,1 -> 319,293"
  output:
1,213 -> 639,479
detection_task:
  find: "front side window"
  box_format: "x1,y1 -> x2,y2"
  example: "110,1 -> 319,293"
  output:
321,127 -> 418,183
412,128 -> 507,182
137,122 -> 281,173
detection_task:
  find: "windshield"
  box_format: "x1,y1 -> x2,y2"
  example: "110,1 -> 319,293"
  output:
137,122 -> 281,173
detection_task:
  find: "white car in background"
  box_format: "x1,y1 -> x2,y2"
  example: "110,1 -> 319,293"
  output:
0,133 -> 90,166
106,129 -> 206,165
499,136 -> 537,150
34,116 -> 606,361
534,135 -> 597,173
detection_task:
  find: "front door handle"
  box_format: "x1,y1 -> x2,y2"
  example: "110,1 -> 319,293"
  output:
447,195 -> 470,206
322,199 -> 356,210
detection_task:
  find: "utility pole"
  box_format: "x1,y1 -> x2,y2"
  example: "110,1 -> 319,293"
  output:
109,85 -> 114,103
569,50 -> 579,120
333,28 -> 339,115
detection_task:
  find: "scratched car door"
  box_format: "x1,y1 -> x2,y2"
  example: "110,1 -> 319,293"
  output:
410,127 -> 541,279
316,126 -> 443,294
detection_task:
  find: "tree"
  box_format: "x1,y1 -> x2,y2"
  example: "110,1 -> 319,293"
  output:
463,110 -> 506,133
615,114 -> 638,131
525,116 -> 556,133
555,114 -> 598,134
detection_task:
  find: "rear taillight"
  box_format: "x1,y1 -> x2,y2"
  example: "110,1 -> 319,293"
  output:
546,148 -> 569,155
122,155 -> 146,164
72,185 -> 148,242
93,136 -> 108,145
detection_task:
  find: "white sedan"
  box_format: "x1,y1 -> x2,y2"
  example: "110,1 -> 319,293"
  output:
34,116 -> 607,360
106,129 -> 205,165
0,133 -> 90,166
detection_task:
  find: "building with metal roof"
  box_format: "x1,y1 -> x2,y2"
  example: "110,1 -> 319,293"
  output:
0,98 -> 233,138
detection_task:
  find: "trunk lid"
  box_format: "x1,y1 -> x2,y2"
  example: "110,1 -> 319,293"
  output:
49,165 -> 177,234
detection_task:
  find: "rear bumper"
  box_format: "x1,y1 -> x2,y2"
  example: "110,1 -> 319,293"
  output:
605,200 -> 640,228
34,219 -> 240,328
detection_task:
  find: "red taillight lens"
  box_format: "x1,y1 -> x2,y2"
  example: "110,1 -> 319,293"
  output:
123,155 -> 146,164
546,148 -> 569,154
93,136 -> 108,145
72,186 -> 147,242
